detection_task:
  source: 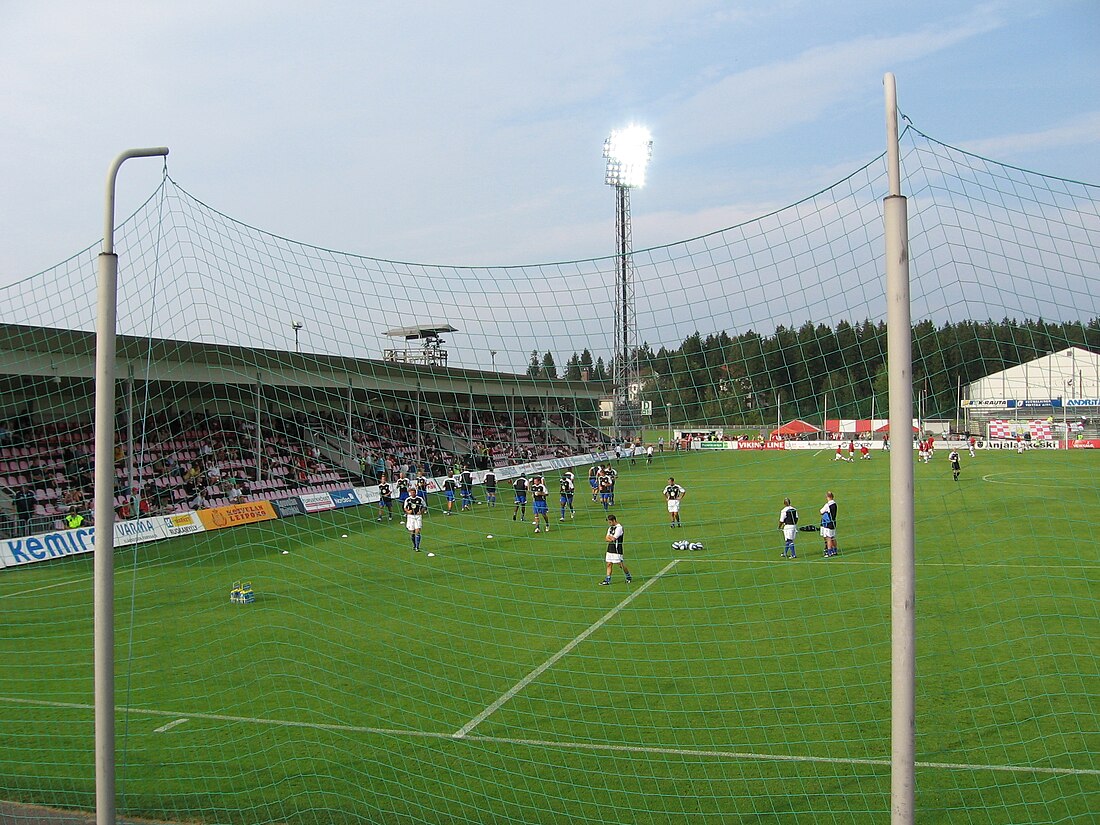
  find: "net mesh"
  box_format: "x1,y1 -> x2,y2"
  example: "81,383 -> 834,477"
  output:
0,126 -> 1097,824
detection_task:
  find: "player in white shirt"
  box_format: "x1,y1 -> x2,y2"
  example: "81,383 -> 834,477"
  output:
599,514 -> 632,586
778,498 -> 798,559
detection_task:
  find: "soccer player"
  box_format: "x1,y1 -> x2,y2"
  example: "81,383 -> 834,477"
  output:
949,448 -> 961,482
663,477 -> 686,528
820,491 -> 839,557
443,471 -> 458,515
589,464 -> 599,501
779,497 -> 798,559
511,473 -> 529,521
598,472 -> 614,511
483,468 -> 497,507
404,489 -> 426,552
882,434 -> 890,452
918,438 -> 928,464
599,514 -> 632,586
377,475 -> 394,522
530,475 -> 550,533
459,467 -> 474,510
646,444 -> 654,464
396,472 -> 411,506
848,440 -> 856,460
606,464 -> 618,504
834,444 -> 851,462
559,473 -> 575,521
415,472 -> 430,510
859,443 -> 870,460
968,435 -> 976,458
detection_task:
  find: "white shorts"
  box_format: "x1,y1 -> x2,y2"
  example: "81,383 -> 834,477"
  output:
605,552 -> 624,564
783,525 -> 796,541
667,500 -> 680,513
406,514 -> 423,531
821,527 -> 835,539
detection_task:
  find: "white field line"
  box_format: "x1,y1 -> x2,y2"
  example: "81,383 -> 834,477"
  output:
153,717 -> 189,733
453,558 -> 681,738
678,557 -> 1100,572
2,695 -> 1096,778
0,578 -> 89,599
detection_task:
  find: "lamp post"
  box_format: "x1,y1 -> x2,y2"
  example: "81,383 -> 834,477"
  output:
604,125 -> 652,445
292,321 -> 303,353
666,403 -> 672,441
94,146 -> 169,825
490,350 -> 497,372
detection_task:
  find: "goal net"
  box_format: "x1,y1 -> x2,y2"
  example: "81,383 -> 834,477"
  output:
0,124 -> 1096,824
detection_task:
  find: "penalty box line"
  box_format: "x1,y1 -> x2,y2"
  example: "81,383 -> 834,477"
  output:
2,695 -> 1097,779
452,558 -> 681,739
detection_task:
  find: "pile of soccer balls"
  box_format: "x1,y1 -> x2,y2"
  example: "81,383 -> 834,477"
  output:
672,540 -> 704,552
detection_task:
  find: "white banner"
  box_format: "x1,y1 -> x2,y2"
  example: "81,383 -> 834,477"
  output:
113,517 -> 161,547
299,492 -> 336,513
1,526 -> 97,569
158,511 -> 206,537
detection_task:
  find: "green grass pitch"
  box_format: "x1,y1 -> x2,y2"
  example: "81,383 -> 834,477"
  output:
1,449 -> 1097,824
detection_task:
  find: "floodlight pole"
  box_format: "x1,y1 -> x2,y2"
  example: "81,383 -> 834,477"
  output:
94,146 -> 168,825
883,73 -> 915,825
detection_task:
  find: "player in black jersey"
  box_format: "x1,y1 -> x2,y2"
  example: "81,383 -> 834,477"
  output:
530,476 -> 550,533
415,473 -> 430,512
404,491 -> 426,552
511,474 -> 529,521
443,472 -> 458,515
663,477 -> 686,528
559,474 -> 575,521
599,514 -> 632,585
484,469 -> 497,506
377,476 -> 394,522
460,467 -> 474,510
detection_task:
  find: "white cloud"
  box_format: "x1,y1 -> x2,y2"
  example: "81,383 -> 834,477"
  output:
957,112 -> 1100,159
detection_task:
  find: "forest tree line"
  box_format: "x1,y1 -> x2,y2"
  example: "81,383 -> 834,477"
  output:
528,317 -> 1100,425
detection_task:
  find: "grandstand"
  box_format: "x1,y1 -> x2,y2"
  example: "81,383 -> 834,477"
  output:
963,345 -> 1100,440
0,322 -> 605,537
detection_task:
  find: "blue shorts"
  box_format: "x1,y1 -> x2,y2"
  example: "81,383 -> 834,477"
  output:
514,494 -> 527,505
589,479 -> 598,489
445,491 -> 455,501
601,492 -> 612,502
560,495 -> 573,506
533,500 -> 548,515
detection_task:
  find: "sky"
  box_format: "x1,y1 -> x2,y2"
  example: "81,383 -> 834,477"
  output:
1,0 -> 1098,289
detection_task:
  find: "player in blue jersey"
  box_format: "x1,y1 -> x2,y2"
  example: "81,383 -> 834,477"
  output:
599,514 -> 632,585
404,490 -> 426,552
511,474 -> 529,521
530,475 -> 550,533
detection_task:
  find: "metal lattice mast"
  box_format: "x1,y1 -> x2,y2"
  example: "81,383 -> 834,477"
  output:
604,126 -> 652,442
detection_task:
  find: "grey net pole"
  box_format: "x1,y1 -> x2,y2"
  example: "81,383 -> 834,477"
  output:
883,73 -> 915,825
94,146 -> 168,825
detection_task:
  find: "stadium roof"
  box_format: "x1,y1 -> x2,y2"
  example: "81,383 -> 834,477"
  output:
0,323 -> 604,401
384,325 -> 458,340
966,346 -> 1099,401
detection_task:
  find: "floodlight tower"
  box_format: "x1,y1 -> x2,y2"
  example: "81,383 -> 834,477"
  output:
604,125 -> 652,442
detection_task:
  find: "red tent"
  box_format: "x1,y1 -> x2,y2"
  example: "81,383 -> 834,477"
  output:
771,419 -> 820,437
874,422 -> 919,433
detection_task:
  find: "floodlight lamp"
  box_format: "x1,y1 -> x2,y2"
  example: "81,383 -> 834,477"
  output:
603,125 -> 652,188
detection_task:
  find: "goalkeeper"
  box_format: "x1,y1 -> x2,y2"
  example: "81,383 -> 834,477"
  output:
778,498 -> 798,559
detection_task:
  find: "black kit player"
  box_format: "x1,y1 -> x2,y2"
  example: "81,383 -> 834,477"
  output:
377,475 -> 394,522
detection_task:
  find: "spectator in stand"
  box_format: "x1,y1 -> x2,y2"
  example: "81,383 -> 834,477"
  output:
14,486 -> 36,529
64,507 -> 85,529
